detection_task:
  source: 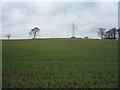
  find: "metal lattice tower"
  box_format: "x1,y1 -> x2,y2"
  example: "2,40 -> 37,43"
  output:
72,21 -> 75,38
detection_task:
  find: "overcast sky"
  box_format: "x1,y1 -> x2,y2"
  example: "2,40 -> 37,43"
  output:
2,2 -> 118,39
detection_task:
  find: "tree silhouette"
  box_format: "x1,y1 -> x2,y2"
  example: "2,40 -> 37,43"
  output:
110,27 -> 117,39
98,28 -> 106,39
104,30 -> 111,39
31,27 -> 40,39
117,28 -> 120,39
5,34 -> 11,40
100,27 -> 119,39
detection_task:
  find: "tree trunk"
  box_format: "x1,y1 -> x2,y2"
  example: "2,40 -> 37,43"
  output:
34,34 -> 35,39
101,35 -> 103,39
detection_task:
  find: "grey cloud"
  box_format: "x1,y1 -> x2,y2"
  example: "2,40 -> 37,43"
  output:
2,2 -> 118,39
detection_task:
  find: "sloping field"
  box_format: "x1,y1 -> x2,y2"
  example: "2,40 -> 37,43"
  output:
2,39 -> 118,88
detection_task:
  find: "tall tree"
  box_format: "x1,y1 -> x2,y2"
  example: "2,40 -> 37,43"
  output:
104,31 -> 111,39
31,27 -> 40,39
98,28 -> 106,39
5,34 -> 11,40
110,27 -> 117,39
104,27 -> 118,39
117,28 -> 120,39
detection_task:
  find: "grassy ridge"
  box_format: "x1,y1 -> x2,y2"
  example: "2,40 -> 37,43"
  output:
2,39 -> 118,88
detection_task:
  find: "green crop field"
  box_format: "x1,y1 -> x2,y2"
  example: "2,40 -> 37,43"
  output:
2,39 -> 118,88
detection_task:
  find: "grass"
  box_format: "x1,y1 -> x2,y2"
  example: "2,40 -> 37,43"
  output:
2,39 -> 118,88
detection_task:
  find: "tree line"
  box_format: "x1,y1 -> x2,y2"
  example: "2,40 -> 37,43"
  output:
5,26 -> 120,40
98,27 -> 120,39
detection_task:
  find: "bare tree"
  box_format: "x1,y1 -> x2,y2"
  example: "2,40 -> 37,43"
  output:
5,34 -> 11,40
98,28 -> 106,39
31,27 -> 40,39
